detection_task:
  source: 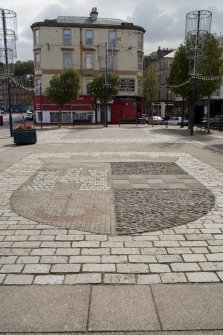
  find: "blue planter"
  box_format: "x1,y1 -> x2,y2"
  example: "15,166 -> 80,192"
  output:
13,129 -> 37,145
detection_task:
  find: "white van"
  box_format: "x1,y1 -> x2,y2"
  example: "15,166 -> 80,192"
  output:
168,116 -> 188,126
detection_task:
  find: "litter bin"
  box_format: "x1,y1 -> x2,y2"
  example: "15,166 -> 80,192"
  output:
0,115 -> 3,126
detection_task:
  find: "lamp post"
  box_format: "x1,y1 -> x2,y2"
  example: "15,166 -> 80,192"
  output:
39,83 -> 43,129
2,10 -> 13,136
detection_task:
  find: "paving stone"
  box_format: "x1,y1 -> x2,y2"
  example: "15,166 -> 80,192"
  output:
40,256 -> 68,264
56,248 -> 80,255
12,241 -> 41,248
0,256 -> 17,264
101,242 -> 124,248
23,264 -> 51,274
34,275 -> 64,284
199,262 -> 223,271
65,273 -> 101,284
206,253 -> 223,261
111,248 -> 140,255
161,272 -> 187,283
72,241 -> 100,248
0,286 -> 90,331
156,255 -> 182,263
0,274 -> 6,283
171,263 -> 200,272
129,255 -> 157,263
81,248 -> 110,255
117,264 -> 149,273
30,248 -> 56,256
55,234 -> 84,241
51,264 -> 81,273
141,247 -> 167,255
149,264 -> 171,273
83,264 -> 116,272
103,273 -> 136,284
69,255 -> 101,263
4,274 -> 33,284
182,254 -> 207,262
137,274 -> 161,284
186,272 -> 220,282
41,241 -> 71,248
17,256 -> 40,264
102,255 -> 127,263
167,247 -> 192,254
0,264 -> 23,273
217,271 -> 223,280
152,284 -> 223,330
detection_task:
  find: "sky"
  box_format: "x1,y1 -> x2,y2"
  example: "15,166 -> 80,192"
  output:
1,0 -> 223,61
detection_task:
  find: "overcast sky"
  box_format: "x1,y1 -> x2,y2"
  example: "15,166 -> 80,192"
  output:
1,0 -> 223,61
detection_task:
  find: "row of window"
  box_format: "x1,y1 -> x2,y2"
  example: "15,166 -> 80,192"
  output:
34,51 -> 143,71
34,29 -> 144,48
35,78 -> 142,95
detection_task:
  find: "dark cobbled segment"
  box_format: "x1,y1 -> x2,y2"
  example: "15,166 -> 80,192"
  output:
111,161 -> 188,175
114,188 -> 215,234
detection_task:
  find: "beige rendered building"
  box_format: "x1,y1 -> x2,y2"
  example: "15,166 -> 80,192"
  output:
31,7 -> 145,124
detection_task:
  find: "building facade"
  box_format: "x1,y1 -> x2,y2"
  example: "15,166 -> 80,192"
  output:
31,8 -> 145,125
143,47 -> 175,118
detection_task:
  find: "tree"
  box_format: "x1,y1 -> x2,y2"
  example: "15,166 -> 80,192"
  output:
167,35 -> 223,132
14,60 -> 34,76
197,34 -> 223,132
88,73 -> 120,102
45,69 -> 80,127
88,73 -> 120,125
142,65 -> 159,125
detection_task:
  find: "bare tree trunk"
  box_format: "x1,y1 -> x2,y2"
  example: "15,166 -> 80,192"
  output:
207,95 -> 211,134
58,108 -> 62,128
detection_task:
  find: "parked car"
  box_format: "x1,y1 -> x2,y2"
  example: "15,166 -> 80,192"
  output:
168,116 -> 188,126
26,111 -> 33,120
149,116 -> 164,125
211,115 -> 223,129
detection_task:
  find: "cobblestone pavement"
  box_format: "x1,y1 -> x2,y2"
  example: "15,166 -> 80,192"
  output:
0,126 -> 223,285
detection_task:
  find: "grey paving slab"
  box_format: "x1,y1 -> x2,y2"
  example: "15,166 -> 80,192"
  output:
152,284 -> 223,330
89,285 -> 161,331
0,285 -> 90,332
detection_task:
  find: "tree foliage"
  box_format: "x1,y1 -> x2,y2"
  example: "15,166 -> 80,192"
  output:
45,69 -> 80,127
87,73 -> 120,102
14,60 -> 34,76
142,65 -> 159,104
167,34 -> 223,100
46,69 -> 80,106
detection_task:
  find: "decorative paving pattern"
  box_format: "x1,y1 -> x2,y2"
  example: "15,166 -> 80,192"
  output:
115,189 -> 215,234
10,159 -> 215,235
0,149 -> 223,284
111,162 -> 188,175
11,162 -> 115,234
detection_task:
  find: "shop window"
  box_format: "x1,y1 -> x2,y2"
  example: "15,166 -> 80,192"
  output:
62,112 -> 71,122
50,112 -> 59,123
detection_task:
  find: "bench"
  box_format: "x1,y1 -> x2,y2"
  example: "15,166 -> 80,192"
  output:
119,118 -> 147,126
73,119 -> 92,127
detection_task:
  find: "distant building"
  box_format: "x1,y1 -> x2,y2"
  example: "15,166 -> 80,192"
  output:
143,47 -> 175,118
0,75 -> 34,112
31,7 -> 145,124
